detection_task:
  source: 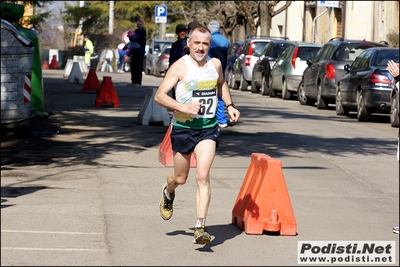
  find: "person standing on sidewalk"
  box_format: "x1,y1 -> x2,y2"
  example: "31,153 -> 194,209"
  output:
128,19 -> 146,87
387,59 -> 399,234
154,25 -> 240,245
117,43 -> 126,73
84,35 -> 94,69
168,24 -> 189,99
169,24 -> 188,69
207,20 -> 230,128
100,48 -> 114,72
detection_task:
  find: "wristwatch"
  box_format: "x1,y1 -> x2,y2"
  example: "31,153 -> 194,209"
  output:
226,103 -> 236,109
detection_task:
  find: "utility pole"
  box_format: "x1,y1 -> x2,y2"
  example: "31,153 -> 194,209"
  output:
159,0 -> 166,40
109,0 -> 114,35
74,1 -> 84,47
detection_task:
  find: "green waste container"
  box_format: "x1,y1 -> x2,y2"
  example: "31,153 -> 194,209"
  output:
17,26 -> 48,118
1,19 -> 34,128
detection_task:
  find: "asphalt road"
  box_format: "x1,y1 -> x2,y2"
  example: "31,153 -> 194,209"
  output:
1,69 -> 399,266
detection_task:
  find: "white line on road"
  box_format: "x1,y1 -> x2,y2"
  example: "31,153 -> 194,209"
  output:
1,230 -> 102,235
1,247 -> 107,252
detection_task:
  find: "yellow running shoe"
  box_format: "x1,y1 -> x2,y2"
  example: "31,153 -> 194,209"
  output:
193,226 -> 211,244
159,183 -> 174,220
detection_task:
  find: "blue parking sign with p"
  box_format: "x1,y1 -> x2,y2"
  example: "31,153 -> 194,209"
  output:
155,5 -> 167,23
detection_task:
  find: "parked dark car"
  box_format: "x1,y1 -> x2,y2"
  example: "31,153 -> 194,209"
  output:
390,76 -> 399,127
225,41 -> 243,87
152,45 -> 171,77
250,39 -> 291,95
300,37 -> 388,108
335,47 -> 399,121
269,41 -> 322,99
231,36 -> 289,91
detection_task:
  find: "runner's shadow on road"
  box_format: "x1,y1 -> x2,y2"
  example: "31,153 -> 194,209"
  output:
166,223 -> 243,252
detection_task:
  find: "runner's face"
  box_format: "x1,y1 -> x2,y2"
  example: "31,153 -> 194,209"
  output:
188,30 -> 211,62
137,22 -> 143,29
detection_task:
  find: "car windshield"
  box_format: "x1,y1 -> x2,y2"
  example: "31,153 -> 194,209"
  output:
273,43 -> 289,57
153,41 -> 173,54
163,48 -> 171,55
375,50 -> 399,66
332,43 -> 383,61
297,47 -> 321,61
252,42 -> 269,56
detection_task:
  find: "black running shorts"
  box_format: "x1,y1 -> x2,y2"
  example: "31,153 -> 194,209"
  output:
171,125 -> 220,154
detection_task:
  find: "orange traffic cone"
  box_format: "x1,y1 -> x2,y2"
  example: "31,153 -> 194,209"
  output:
158,124 -> 197,167
95,76 -> 119,108
42,60 -> 49,69
232,153 -> 297,236
49,55 -> 59,69
82,68 -> 101,93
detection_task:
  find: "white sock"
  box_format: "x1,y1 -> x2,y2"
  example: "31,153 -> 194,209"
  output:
164,189 -> 174,200
196,218 -> 206,228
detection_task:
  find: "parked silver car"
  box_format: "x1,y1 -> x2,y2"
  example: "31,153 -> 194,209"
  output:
231,36 -> 289,91
145,39 -> 173,75
269,41 -> 322,100
152,45 -> 171,77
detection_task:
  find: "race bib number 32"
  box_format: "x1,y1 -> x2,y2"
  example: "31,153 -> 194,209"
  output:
191,89 -> 217,118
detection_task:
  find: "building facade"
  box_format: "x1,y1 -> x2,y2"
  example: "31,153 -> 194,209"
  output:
268,1 -> 399,46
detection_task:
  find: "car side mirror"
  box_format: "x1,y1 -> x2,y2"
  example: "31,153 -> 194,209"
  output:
344,64 -> 350,72
306,58 -> 312,65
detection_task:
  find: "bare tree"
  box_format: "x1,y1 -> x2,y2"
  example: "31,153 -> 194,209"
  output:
259,1 -> 292,36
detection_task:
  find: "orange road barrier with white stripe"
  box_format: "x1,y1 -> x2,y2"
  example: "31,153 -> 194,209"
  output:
159,124 -> 197,167
232,153 -> 297,236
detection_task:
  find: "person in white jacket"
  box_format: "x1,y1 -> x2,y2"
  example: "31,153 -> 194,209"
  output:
101,48 -> 114,72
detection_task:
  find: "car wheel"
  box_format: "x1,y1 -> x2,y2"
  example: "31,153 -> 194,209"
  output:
227,70 -> 233,88
261,75 -> 269,96
390,94 -> 399,127
316,83 -> 327,109
357,90 -> 370,121
250,76 -> 259,94
297,79 -> 307,105
282,79 -> 291,100
231,74 -> 239,90
232,81 -> 239,90
335,86 -> 349,115
239,73 -> 249,91
269,75 -> 276,97
239,73 -> 248,91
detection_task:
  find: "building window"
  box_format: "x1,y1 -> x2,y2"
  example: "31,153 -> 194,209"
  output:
278,25 -> 283,37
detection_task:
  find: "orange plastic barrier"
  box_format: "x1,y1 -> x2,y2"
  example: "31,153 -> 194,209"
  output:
42,60 -> 49,69
82,68 -> 101,93
49,55 -> 59,69
232,153 -> 297,236
159,124 -> 196,167
95,76 -> 120,108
